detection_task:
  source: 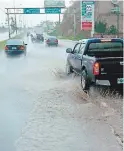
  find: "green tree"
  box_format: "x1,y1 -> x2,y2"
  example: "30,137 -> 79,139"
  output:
95,21 -> 107,33
107,25 -> 118,34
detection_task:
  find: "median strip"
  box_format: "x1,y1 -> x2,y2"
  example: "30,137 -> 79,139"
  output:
0,40 -> 7,50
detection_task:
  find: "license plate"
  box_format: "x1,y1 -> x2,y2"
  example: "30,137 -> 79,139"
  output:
12,47 -> 17,50
117,78 -> 124,84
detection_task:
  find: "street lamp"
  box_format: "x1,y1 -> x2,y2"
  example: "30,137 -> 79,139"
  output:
73,8 -> 76,40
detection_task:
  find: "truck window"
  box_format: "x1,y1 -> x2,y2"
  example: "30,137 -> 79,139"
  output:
79,43 -> 85,54
88,42 -> 123,51
73,43 -> 81,53
87,42 -> 123,57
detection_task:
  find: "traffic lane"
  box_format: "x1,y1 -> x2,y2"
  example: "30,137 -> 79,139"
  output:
0,88 -> 35,151
0,53 -> 35,151
0,39 -> 71,151
58,39 -> 76,49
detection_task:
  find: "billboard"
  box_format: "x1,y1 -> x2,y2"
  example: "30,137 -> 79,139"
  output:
44,0 -> 65,8
81,1 -> 94,31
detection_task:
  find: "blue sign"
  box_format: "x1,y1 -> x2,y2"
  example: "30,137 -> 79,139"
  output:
83,1 -> 95,4
23,8 -> 40,14
45,8 -> 61,14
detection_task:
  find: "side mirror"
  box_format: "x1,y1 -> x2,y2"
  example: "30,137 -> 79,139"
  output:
66,48 -> 73,53
25,44 -> 27,45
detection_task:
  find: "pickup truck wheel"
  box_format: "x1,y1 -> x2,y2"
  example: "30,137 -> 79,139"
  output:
66,62 -> 73,75
81,70 -> 90,90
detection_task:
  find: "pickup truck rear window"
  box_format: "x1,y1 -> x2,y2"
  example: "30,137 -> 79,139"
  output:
88,42 -> 123,51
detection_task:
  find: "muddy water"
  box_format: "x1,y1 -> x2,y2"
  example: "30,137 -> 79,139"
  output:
0,39 -> 122,151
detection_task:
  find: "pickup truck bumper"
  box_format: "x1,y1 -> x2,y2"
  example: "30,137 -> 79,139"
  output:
95,73 -> 123,86
96,80 -> 111,86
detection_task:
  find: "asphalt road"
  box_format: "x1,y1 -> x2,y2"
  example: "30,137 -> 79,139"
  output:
0,38 -> 122,151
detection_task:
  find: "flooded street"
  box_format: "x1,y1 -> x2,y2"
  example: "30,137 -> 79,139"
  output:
0,39 -> 122,151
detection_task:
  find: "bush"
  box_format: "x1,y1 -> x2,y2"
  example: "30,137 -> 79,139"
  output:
107,25 -> 118,35
76,32 -> 84,40
95,21 -> 107,33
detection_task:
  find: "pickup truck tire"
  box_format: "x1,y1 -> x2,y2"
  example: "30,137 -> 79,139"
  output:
81,70 -> 90,90
66,62 -> 73,75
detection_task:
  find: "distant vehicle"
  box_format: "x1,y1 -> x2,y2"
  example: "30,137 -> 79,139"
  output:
5,39 -> 27,56
30,32 -> 37,43
27,32 -> 30,37
66,38 -> 123,90
30,32 -> 44,43
45,36 -> 58,47
36,34 -> 44,42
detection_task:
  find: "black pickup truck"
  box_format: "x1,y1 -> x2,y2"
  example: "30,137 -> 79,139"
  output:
66,38 -> 123,90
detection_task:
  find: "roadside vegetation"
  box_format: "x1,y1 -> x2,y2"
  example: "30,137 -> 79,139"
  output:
0,40 -> 7,50
49,1 -> 123,40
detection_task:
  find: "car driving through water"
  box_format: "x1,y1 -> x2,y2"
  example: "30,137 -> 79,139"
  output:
66,38 -> 123,90
45,36 -> 58,47
5,39 -> 27,56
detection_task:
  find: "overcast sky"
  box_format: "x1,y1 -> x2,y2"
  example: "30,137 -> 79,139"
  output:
0,0 -> 72,26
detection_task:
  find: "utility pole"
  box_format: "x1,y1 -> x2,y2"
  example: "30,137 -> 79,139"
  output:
7,9 -> 11,38
91,3 -> 95,37
116,5 -> 120,38
13,0 -> 17,34
59,14 -> 61,24
73,8 -> 76,40
111,0 -> 120,38
46,14 -> 48,34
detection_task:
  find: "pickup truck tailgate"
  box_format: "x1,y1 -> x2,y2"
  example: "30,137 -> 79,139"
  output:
98,57 -> 123,74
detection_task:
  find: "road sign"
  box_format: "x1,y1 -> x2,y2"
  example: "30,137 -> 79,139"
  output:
111,0 -> 119,5
45,8 -> 61,14
81,1 -> 94,31
111,7 -> 120,13
44,0 -> 65,8
23,8 -> 40,14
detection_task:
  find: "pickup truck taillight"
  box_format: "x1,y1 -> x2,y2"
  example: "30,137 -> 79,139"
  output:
93,62 -> 100,75
55,39 -> 58,43
47,39 -> 50,43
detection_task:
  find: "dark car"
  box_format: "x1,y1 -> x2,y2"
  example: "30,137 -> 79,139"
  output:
31,34 -> 35,43
66,38 -> 123,90
27,32 -> 30,37
46,36 -> 58,46
5,39 -> 27,56
36,34 -> 44,42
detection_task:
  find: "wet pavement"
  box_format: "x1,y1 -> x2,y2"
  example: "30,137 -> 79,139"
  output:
0,38 -> 122,151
